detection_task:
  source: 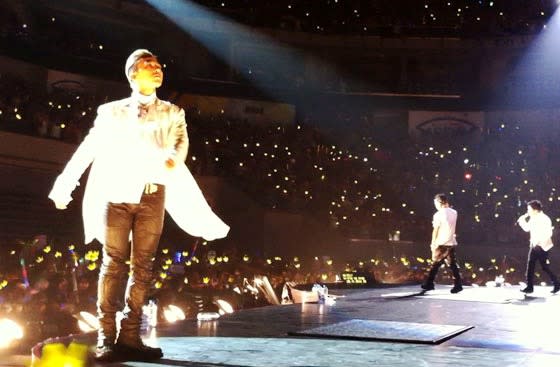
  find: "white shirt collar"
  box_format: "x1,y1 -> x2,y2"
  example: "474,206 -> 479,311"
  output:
131,90 -> 157,106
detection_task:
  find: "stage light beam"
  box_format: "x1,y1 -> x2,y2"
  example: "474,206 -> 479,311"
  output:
144,0 -> 305,99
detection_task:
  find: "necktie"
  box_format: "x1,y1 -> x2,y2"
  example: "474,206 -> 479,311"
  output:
138,104 -> 149,119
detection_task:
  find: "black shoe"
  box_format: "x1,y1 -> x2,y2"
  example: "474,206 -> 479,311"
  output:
421,283 -> 435,291
450,285 -> 463,294
521,286 -> 534,294
115,339 -> 163,361
95,343 -> 120,362
552,284 -> 560,294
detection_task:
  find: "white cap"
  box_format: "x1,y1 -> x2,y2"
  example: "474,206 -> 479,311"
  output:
125,49 -> 155,82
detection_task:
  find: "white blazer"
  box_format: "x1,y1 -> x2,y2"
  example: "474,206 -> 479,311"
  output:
49,96 -> 229,244
518,211 -> 554,251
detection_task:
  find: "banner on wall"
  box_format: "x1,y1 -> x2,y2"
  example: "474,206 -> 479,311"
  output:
178,94 -> 296,125
408,110 -> 484,139
47,69 -> 127,96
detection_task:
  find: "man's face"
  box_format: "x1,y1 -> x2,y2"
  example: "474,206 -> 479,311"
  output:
434,199 -> 442,210
131,56 -> 163,90
527,205 -> 538,216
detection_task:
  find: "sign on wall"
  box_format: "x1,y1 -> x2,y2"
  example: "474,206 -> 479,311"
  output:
408,110 -> 485,139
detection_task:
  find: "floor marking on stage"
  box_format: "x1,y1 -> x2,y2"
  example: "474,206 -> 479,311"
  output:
289,319 -> 474,344
381,291 -> 425,298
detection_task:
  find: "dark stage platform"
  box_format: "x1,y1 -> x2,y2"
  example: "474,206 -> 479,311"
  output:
21,284 -> 560,366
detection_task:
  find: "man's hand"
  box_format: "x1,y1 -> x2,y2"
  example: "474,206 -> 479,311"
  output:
53,200 -> 68,210
430,243 -> 442,261
49,197 -> 69,210
165,157 -> 176,169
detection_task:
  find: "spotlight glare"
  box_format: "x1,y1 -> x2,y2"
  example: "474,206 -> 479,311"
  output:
0,319 -> 24,348
216,299 -> 234,314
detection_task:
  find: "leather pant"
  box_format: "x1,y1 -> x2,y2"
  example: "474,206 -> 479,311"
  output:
425,245 -> 462,287
97,185 -> 165,346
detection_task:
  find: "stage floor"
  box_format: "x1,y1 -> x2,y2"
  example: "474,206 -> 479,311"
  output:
22,284 -> 560,366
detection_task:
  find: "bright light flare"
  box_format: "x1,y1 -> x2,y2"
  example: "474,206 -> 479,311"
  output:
215,299 -> 234,314
78,320 -> 95,333
76,311 -> 99,332
196,312 -> 220,321
0,319 -> 24,348
163,305 -> 186,323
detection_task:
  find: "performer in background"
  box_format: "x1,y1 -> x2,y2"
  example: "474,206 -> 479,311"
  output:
421,193 -> 463,294
516,200 -> 560,294
49,49 -> 229,362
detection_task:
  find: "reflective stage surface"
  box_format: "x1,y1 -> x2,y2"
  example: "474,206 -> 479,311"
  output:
27,285 -> 560,366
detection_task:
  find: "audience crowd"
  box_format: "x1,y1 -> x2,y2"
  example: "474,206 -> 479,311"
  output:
2,0 -> 555,47
3,70 -> 560,244
2,0 -> 557,103
184,109 -> 560,247
0,73 -> 108,143
200,0 -> 556,36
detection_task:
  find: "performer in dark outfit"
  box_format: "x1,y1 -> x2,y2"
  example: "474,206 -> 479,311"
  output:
421,194 -> 463,294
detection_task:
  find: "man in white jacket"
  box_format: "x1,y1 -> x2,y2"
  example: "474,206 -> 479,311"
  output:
49,49 -> 229,362
517,200 -> 560,294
